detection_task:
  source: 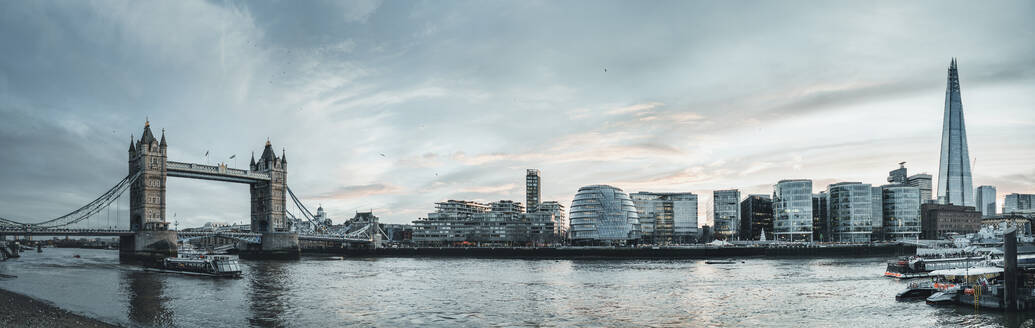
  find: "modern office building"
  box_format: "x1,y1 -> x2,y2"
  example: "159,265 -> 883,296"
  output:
871,186 -> 884,240
740,194 -> 773,241
570,185 -> 641,245
773,179 -> 813,242
921,203 -> 981,239
713,189 -> 741,240
888,162 -> 908,184
907,174 -> 933,203
631,191 -> 698,244
812,192 -> 829,242
827,182 -> 875,242
975,186 -> 997,218
1003,193 -> 1035,215
526,169 -> 541,213
882,184 -> 922,241
936,59 -> 974,207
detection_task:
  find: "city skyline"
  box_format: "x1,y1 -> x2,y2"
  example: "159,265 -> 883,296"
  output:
1,1 -> 1033,228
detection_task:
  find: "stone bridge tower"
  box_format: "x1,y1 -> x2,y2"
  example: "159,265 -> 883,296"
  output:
250,140 -> 288,233
128,121 -> 169,231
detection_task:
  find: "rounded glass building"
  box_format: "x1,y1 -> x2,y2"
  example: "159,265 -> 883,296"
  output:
570,185 -> 641,245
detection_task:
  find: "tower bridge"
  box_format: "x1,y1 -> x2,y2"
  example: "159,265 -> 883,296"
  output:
0,121 -> 384,261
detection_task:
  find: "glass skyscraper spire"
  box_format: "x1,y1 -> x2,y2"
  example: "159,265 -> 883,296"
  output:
936,58 -> 974,207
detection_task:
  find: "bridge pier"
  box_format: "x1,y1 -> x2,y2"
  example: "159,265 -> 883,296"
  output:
239,232 -> 300,260
119,231 -> 177,263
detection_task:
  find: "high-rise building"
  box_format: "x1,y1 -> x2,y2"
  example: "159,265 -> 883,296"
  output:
936,59 -> 974,207
907,174 -> 933,203
827,182 -> 875,242
631,192 -> 699,244
526,169 -> 541,213
812,192 -> 829,242
570,185 -> 641,245
740,194 -> 773,241
888,162 -> 908,184
1003,193 -> 1035,215
882,184 -> 921,241
712,189 -> 741,240
526,201 -> 567,245
975,186 -> 997,218
773,179 -> 813,242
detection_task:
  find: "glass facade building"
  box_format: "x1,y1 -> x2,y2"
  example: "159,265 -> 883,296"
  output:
882,184 -> 921,241
975,186 -> 997,218
712,189 -> 741,240
740,194 -> 773,241
812,192 -> 829,242
773,179 -> 813,242
936,59 -> 974,207
827,182 -> 874,243
631,192 -> 698,244
570,185 -> 641,244
1004,193 -> 1035,215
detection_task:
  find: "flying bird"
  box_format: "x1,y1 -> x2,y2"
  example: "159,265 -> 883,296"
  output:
379,153 -> 386,157
603,68 -> 607,72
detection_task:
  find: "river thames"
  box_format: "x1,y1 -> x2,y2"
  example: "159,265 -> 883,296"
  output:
0,248 -> 1032,327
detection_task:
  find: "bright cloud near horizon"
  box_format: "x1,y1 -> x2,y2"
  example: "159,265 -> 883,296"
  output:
1,1 -> 1033,227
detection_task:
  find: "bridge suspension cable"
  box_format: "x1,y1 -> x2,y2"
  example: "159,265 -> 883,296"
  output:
0,172 -> 142,229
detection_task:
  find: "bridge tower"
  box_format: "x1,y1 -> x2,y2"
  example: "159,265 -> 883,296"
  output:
250,141 -> 287,233
122,121 -> 177,262
242,140 -> 299,259
129,120 -> 169,231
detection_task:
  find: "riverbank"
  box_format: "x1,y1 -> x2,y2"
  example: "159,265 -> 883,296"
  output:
323,243 -> 917,259
0,287 -> 117,328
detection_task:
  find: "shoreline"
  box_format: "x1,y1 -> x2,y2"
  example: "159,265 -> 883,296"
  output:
310,243 -> 917,259
0,286 -> 117,328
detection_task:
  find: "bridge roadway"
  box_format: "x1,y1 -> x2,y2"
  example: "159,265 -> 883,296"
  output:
0,228 -> 371,244
166,161 -> 270,184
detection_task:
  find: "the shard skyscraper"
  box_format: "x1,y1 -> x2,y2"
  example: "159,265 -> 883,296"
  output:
936,58 -> 974,207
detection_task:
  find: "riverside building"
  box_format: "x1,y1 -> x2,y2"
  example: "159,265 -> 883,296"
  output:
740,194 -> 773,241
571,185 -> 641,245
921,203 -> 981,239
412,200 -> 536,246
631,191 -> 699,244
827,182 -> 875,243
773,179 -> 813,242
881,184 -> 922,241
713,189 -> 741,240
812,192 -> 829,242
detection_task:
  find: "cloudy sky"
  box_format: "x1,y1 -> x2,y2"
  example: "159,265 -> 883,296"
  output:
1,0 -> 1032,228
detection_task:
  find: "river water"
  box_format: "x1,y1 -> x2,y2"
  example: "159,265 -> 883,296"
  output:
0,248 -> 1032,327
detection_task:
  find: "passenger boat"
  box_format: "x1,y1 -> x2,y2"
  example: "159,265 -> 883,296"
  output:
146,253 -> 242,278
884,256 -> 988,279
896,281 -> 956,300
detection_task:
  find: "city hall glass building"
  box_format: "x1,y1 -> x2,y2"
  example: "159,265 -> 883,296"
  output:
570,185 -> 641,245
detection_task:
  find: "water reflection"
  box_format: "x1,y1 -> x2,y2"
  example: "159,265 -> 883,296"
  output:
247,261 -> 290,327
122,270 -> 173,326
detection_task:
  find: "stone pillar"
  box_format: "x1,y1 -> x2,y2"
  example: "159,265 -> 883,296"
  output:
239,232 -> 300,260
119,230 -> 177,263
1004,228 -> 1018,312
